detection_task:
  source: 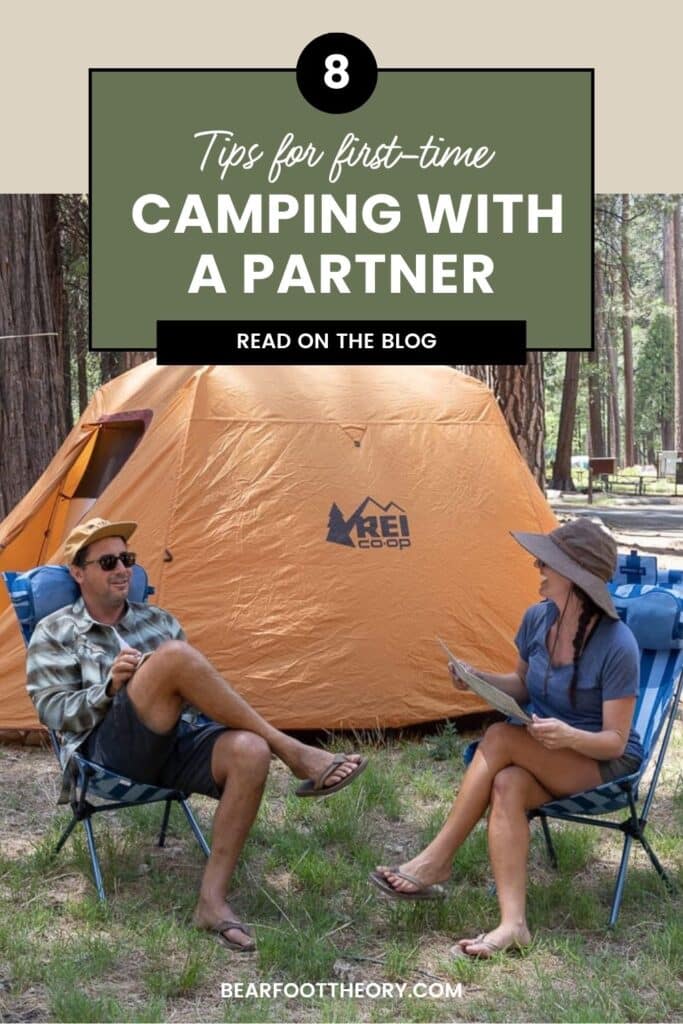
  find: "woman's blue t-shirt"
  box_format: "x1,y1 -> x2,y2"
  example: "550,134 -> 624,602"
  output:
515,602 -> 643,762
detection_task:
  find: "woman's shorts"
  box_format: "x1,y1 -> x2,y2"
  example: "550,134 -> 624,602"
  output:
598,752 -> 642,783
81,686 -> 228,798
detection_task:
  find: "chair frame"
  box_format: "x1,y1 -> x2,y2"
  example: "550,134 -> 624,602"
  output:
529,650 -> 683,928
461,584 -> 683,927
49,730 -> 211,901
3,565 -> 212,901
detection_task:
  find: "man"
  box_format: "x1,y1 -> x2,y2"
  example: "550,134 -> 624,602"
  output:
26,518 -> 367,951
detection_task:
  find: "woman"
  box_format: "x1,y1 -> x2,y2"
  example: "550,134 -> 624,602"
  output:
370,518 -> 643,958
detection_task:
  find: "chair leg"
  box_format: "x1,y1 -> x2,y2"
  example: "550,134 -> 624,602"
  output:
82,818 -> 107,902
637,833 -> 676,892
539,813 -> 558,869
608,834 -> 633,928
158,799 -> 173,848
53,815 -> 79,857
179,799 -> 211,858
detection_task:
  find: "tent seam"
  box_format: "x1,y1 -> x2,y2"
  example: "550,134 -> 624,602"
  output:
181,417 -> 501,426
154,369 -> 210,599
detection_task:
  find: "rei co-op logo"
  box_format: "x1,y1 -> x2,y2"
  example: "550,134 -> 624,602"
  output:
326,497 -> 411,550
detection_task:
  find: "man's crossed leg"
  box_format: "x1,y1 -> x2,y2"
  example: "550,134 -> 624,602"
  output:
123,639 -> 365,949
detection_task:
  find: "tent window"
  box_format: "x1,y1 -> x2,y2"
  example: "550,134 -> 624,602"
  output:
72,420 -> 146,499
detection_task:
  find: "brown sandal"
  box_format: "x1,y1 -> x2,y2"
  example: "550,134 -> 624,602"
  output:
209,920 -> 256,952
295,753 -> 368,798
369,867 -> 447,901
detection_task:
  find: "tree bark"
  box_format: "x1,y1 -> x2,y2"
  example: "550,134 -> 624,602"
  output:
663,205 -> 676,306
674,198 -> 683,450
605,324 -> 622,466
621,195 -> 635,466
488,356 -> 546,488
0,195 -> 69,519
100,351 -> 120,383
457,359 -> 545,488
58,195 -> 89,415
76,331 -> 89,414
589,251 -> 607,456
121,352 -> 154,371
661,204 -> 676,450
459,365 -> 490,385
551,352 -> 581,489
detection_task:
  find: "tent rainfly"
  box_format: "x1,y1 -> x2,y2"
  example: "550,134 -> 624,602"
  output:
0,362 -> 556,732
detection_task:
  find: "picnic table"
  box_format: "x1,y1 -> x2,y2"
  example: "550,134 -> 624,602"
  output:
605,475 -> 649,495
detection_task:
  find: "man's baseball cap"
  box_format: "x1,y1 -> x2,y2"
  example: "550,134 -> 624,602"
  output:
64,518 -> 137,564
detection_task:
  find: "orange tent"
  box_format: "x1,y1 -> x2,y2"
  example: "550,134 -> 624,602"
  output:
0,362 -> 556,731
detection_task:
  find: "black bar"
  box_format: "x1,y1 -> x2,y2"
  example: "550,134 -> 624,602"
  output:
156,320 -> 526,366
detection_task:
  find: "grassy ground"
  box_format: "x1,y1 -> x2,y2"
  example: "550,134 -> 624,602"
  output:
0,722 -> 681,1024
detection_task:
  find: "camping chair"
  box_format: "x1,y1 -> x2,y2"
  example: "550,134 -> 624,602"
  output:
2,564 -> 210,901
612,549 -> 658,587
528,586 -> 683,926
658,568 -> 683,590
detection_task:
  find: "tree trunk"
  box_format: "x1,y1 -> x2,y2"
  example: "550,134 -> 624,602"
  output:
43,196 -> 71,439
57,195 -> 89,415
589,252 -> 607,456
488,356 -> 546,488
457,360 -> 546,487
621,195 -> 635,467
100,351 -> 120,383
551,352 -> 581,490
458,365 -> 491,388
0,195 -> 69,519
661,204 -> 676,451
596,196 -> 622,465
76,332 -> 89,414
674,199 -> 683,450
97,351 -> 154,385
664,205 -> 676,306
121,352 -> 154,371
605,325 -> 622,466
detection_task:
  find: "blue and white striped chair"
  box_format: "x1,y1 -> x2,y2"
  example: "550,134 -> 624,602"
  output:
2,564 -> 210,901
529,585 -> 683,926
612,549 -> 658,587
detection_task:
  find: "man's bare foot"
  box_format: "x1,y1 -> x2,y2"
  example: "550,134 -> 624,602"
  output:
193,900 -> 255,951
453,923 -> 531,959
373,856 -> 451,895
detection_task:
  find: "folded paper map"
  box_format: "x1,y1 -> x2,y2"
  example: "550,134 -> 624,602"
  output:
437,637 -> 532,723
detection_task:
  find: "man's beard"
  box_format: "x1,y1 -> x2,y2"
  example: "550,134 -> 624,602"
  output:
104,580 -> 129,608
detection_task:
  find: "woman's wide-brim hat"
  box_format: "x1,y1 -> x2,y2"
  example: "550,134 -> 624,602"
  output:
511,517 -> 618,620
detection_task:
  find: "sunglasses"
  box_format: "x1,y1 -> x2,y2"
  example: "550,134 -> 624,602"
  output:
83,552 -> 137,571
535,558 -> 547,569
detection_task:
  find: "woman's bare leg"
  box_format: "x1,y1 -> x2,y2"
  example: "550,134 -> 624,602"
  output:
456,765 -> 550,956
375,722 -> 602,894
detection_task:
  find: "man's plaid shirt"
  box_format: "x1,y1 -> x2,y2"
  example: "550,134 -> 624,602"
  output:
27,597 -> 184,795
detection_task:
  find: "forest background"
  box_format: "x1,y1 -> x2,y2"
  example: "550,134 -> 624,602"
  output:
1,192 -> 682,517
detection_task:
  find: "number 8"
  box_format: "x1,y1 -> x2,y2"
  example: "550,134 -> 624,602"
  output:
324,53 -> 349,90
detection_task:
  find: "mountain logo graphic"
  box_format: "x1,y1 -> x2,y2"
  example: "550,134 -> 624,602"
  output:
326,497 -> 411,549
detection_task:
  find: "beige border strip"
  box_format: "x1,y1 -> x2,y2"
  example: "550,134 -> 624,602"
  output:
1,0 -> 681,191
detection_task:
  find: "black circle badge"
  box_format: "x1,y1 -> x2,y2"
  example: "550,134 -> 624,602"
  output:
296,33 -> 378,114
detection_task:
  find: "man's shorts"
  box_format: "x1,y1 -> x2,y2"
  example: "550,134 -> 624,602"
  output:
82,686 -> 228,798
